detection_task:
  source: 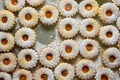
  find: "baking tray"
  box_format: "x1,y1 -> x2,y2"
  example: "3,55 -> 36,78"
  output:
0,0 -> 120,80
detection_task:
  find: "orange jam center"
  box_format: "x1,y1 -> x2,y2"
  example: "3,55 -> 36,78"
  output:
61,70 -> 68,77
101,74 -> 108,80
46,54 -> 53,61
86,25 -> 93,31
109,55 -> 116,63
3,58 -> 10,65
65,24 -> 72,31
11,0 -> 18,5
20,75 -> 26,80
106,31 -> 112,38
65,46 -> 72,53
65,4 -> 72,11
85,4 -> 92,11
106,10 -> 112,16
41,74 -> 48,80
22,34 -> 29,41
25,55 -> 32,61
45,11 -> 52,18
25,14 -> 32,21
2,17 -> 7,23
1,38 -> 8,45
82,66 -> 89,73
86,44 -> 93,52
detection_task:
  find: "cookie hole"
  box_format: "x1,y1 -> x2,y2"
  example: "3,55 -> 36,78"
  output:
101,74 -> 108,80
11,0 -> 18,5
3,58 -> 10,65
25,14 -> 32,21
41,74 -> 48,80
109,55 -> 116,63
20,75 -> 26,80
65,24 -> 72,31
65,46 -> 72,53
86,44 -> 93,52
82,66 -> 89,73
86,25 -> 93,32
61,70 -> 68,77
65,4 -> 72,11
46,53 -> 53,61
25,54 -> 32,61
106,31 -> 112,38
1,17 -> 7,23
106,10 -> 112,16
45,11 -> 52,18
85,4 -> 92,11
22,34 -> 29,41
1,38 -> 8,45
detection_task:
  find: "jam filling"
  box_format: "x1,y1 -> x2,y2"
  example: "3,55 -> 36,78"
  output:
101,74 -> 108,80
65,4 -> 72,11
3,58 -> 10,65
41,74 -> 48,80
2,17 -> 7,23
61,70 -> 68,77
82,66 -> 89,73
86,25 -> 93,32
20,75 -> 26,80
106,31 -> 112,38
25,14 -> 32,21
46,53 -> 53,61
106,10 -> 112,16
11,0 -> 18,5
86,44 -> 93,52
22,34 -> 29,41
65,24 -> 72,31
45,11 -> 52,18
65,46 -> 72,53
25,55 -> 32,61
85,4 -> 92,11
